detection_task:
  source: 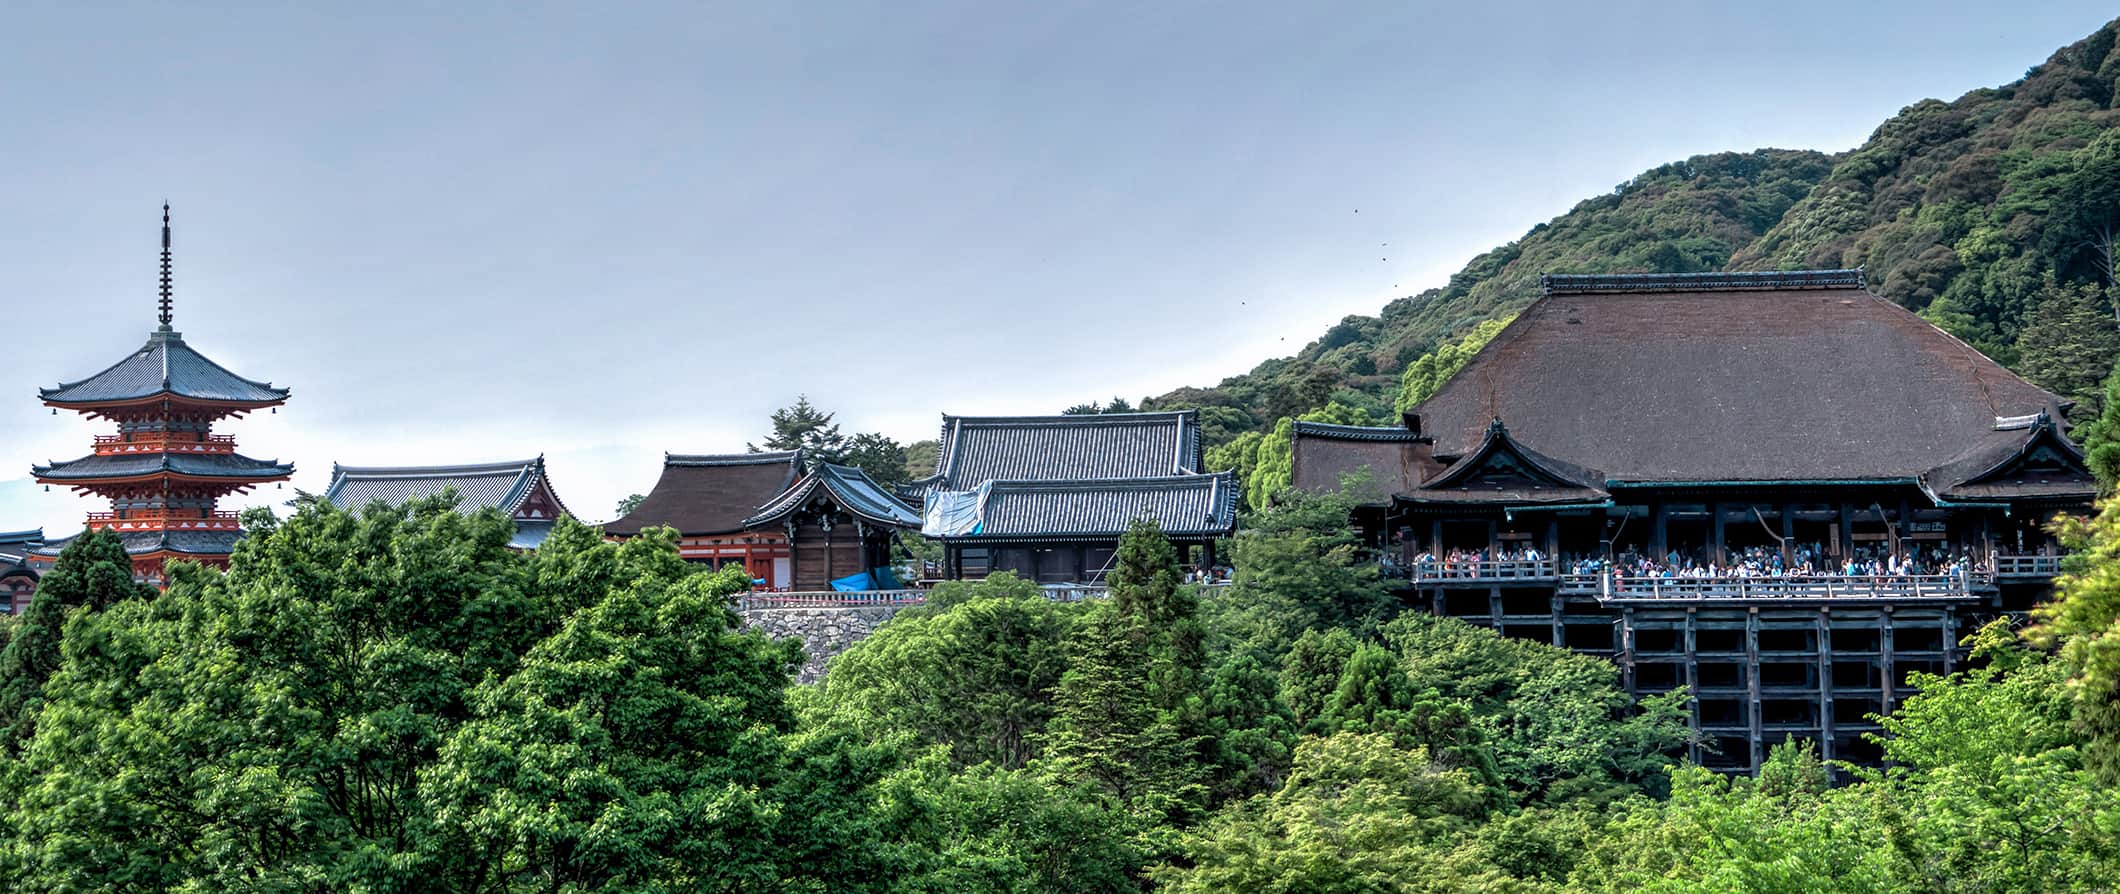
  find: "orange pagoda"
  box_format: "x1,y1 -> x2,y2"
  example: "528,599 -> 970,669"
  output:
29,207 -> 292,583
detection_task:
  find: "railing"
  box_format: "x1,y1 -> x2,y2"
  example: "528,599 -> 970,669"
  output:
1411,559 -> 1558,583
92,433 -> 238,455
731,583 -> 1128,613
85,510 -> 243,532
1993,554 -> 2064,578
1600,573 -> 1973,601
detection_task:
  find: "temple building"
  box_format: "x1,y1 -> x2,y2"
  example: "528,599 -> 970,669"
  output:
0,530 -> 44,612
604,452 -> 919,590
324,458 -> 574,549
908,411 -> 1239,582
29,208 -> 292,584
1290,269 -> 2098,772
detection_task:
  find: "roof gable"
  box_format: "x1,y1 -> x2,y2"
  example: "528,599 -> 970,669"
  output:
1413,271 -> 2065,484
1409,419 -> 1607,504
744,463 -> 921,529
933,411 -> 1201,489
1928,413 -> 2098,501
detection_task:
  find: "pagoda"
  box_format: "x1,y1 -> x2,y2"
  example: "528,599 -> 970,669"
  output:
29,207 -> 292,583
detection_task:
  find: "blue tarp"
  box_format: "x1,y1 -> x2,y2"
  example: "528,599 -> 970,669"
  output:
923,485 -> 987,536
830,571 -> 875,592
871,566 -> 904,589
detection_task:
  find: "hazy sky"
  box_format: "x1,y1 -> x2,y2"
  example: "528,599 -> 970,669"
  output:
2,2 -> 2114,533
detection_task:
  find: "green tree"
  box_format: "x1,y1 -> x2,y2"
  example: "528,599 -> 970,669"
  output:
2013,278 -> 2120,425
2036,497 -> 2120,781
2074,363 -> 2120,488
1212,487 -> 1394,660
1158,733 -> 1493,894
843,431 -> 913,489
0,529 -> 153,753
615,492 -> 646,517
753,394 -> 848,462
879,753 -> 1144,894
1043,604 -> 1199,815
796,573 -> 1079,770
1394,315 -> 1514,412
903,439 -> 940,482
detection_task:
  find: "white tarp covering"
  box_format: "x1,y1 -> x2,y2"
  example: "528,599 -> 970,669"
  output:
923,485 -> 988,537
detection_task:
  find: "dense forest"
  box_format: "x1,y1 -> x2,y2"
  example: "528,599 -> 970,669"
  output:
0,488 -> 2114,891
1132,17 -> 2120,452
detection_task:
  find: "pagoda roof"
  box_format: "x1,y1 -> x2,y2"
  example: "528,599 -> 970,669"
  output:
923,411 -> 1203,491
924,473 -> 1239,542
744,463 -> 921,530
603,451 -> 804,536
41,328 -> 289,407
34,452 -> 294,483
1411,270 -> 2069,486
325,457 -> 572,520
29,528 -> 243,560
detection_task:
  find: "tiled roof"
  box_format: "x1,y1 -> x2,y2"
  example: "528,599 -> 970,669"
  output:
1290,421 -> 1427,442
34,452 -> 294,482
1922,413 -> 2098,502
602,451 -> 803,536
31,529 -> 245,559
42,329 -> 289,406
931,411 -> 1202,490
1413,271 -> 2066,484
325,458 -> 567,517
931,473 -> 1239,541
1541,269 -> 1866,295
745,463 -> 921,529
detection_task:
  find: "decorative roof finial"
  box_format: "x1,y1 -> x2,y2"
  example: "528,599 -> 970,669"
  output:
157,203 -> 174,330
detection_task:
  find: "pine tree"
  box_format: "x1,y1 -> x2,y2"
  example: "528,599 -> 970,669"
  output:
1108,519 -> 1205,716
2076,362 -> 2120,489
751,394 -> 847,463
1044,606 -> 1198,812
2015,280 -> 2120,425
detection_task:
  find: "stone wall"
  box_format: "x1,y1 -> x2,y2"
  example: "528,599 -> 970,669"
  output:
741,605 -> 911,684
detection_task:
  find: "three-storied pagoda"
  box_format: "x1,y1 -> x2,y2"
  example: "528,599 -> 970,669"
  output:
29,207 -> 292,583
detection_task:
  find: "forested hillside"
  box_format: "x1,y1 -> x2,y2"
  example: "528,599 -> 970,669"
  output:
1146,17 -> 2120,440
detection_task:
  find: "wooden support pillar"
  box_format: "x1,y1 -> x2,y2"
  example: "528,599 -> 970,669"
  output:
1430,518 -> 1443,553
1684,608 -> 1701,765
1780,503 -> 1795,566
947,544 -> 962,580
1942,606 -> 1957,675
1488,586 -> 1503,631
1651,502 -> 1668,558
1746,607 -> 1763,772
1073,546 -> 1087,583
1550,593 -> 1565,649
1837,503 -> 1854,560
1201,540 -> 1216,570
1897,497 -> 1913,560
1545,516 -> 1560,561
1710,500 -> 1726,566
1431,587 -> 1444,617
1817,608 -> 1835,765
823,524 -> 836,583
1881,607 -> 1897,715
1486,518 -> 1500,554
1621,606 -> 1637,699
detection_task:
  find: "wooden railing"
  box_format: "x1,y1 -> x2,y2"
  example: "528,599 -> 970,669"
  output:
1410,559 -> 1558,583
1993,554 -> 2064,577
1601,573 -> 1973,601
85,510 -> 243,532
93,433 -> 238,455
733,584 -> 1123,612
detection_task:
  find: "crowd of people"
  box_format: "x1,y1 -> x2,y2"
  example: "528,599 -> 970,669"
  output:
1407,542 -> 1991,582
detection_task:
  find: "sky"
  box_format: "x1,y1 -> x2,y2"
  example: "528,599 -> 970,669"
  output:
2,1 -> 2115,533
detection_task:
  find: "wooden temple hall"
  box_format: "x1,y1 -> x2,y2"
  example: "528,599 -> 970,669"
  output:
908,411 -> 1239,582
1292,269 -> 2098,771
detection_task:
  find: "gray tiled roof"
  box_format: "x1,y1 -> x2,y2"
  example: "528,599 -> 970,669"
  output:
34,452 -> 294,481
42,329 -> 289,405
325,458 -> 560,516
31,529 -> 245,559
744,463 -> 921,529
939,473 -> 1239,541
932,412 -> 1201,490
1290,421 -> 1427,442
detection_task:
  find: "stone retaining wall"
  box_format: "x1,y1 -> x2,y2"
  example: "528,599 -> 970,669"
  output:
741,605 -> 911,684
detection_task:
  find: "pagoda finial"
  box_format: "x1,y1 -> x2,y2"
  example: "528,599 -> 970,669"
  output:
157,203 -> 174,330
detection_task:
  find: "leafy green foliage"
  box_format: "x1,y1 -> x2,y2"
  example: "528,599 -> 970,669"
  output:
615,491 -> 646,517
1395,315 -> 1514,412
2014,278 -> 2120,424
0,529 -> 153,754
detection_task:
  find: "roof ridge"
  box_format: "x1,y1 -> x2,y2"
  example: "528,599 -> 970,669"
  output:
666,450 -> 803,466
1540,268 -> 1864,295
331,459 -> 540,477
942,410 -> 1197,427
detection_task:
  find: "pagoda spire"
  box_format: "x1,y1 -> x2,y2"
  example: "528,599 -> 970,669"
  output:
158,203 -> 173,330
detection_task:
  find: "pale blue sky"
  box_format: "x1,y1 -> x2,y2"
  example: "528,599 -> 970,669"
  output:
2,2 -> 2113,531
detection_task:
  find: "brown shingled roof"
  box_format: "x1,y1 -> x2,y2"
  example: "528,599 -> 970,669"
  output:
602,452 -> 802,536
1412,276 -> 2067,484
